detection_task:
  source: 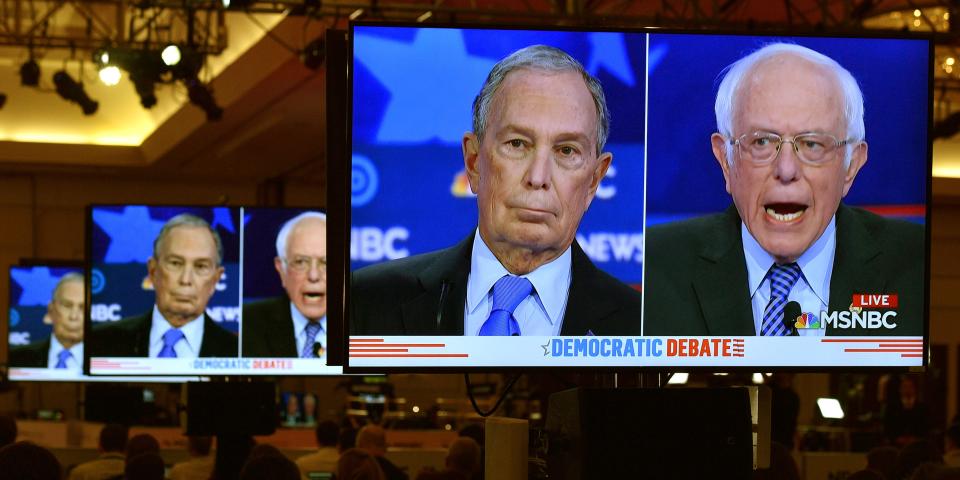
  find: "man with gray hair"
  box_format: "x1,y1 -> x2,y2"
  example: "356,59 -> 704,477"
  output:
644,43 -> 923,336
243,211 -> 327,357
9,271 -> 85,370
352,45 -> 642,336
89,213 -> 238,357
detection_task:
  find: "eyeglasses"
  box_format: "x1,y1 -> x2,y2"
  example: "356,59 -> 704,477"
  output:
729,131 -> 855,166
159,256 -> 218,278
284,256 -> 327,274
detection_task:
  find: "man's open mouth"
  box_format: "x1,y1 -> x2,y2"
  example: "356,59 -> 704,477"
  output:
303,292 -> 325,302
764,203 -> 807,222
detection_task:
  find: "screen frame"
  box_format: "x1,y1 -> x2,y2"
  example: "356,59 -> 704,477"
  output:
337,21 -> 934,373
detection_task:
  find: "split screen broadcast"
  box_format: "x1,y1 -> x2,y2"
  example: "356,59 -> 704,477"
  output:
3,26 -> 932,378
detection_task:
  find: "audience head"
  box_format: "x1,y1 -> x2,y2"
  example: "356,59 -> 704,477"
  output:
188,435 -> 214,456
212,434 -> 256,480
458,424 -> 484,448
239,453 -> 301,480
248,442 -> 284,460
0,441 -> 61,480
315,420 -> 339,448
339,427 -> 358,454
0,415 -> 17,448
357,425 -> 387,457
867,446 -> 899,480
126,433 -> 161,460
446,437 -> 481,476
753,442 -> 799,480
99,423 -> 129,453
338,448 -> 386,480
125,452 -> 166,480
898,440 -> 943,480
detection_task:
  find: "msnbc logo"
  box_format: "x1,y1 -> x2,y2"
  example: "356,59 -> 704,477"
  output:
794,312 -> 820,329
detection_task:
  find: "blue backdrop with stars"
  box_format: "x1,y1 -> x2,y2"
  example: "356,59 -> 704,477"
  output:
8,266 -> 83,347
89,206 -> 242,333
350,26 -> 647,285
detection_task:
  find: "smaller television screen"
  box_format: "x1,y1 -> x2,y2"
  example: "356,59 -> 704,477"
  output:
85,205 -> 342,376
7,263 -> 201,382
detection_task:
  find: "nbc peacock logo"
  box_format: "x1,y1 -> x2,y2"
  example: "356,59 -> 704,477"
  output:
794,312 -> 821,330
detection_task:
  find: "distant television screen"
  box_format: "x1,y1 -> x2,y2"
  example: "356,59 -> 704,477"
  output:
85,205 -> 342,376
344,25 -> 930,370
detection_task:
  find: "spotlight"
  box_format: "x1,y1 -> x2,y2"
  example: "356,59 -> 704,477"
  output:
301,36 -> 324,70
20,59 -> 40,86
185,78 -> 223,121
222,0 -> 254,9
99,66 -> 121,86
53,71 -> 98,115
161,44 -> 181,66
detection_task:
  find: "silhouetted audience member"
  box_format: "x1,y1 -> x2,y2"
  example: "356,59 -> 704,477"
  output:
457,424 -> 484,480
126,433 -> 161,459
297,420 -> 340,478
340,427 -> 359,454
124,453 -> 166,480
846,469 -> 885,480
897,440 -> 943,480
70,423 -> 128,480
170,435 -> 215,480
886,376 -> 931,448
908,463 -> 960,480
769,373 -> 801,449
248,443 -> 285,461
239,452 -> 300,480
358,425 -> 408,480
945,425 -> 960,468
415,437 -> 481,480
0,415 -> 17,448
339,448 -> 386,480
752,442 -> 800,480
867,446 -> 899,480
0,441 -> 61,480
211,435 -> 255,480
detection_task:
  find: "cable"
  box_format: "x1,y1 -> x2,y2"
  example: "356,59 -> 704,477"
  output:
464,373 -> 522,418
245,11 -> 299,55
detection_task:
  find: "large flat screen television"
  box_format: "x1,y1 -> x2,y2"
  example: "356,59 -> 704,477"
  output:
85,205 -> 343,376
342,25 -> 930,370
7,262 -> 199,382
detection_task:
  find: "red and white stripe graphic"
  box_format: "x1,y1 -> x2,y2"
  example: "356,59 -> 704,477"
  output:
349,338 -> 470,358
820,338 -> 924,358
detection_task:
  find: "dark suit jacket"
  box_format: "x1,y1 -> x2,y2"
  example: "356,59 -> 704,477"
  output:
8,338 -> 50,367
88,311 -> 238,357
643,204 -> 924,336
350,233 -> 643,336
242,296 -> 299,357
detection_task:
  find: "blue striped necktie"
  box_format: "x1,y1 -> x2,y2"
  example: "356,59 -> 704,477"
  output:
54,349 -> 72,369
478,275 -> 533,336
761,263 -> 802,336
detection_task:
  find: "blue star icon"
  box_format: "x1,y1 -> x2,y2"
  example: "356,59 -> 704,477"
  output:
211,207 -> 236,234
354,28 -> 495,144
10,267 -> 61,307
93,206 -> 167,263
587,32 -> 636,87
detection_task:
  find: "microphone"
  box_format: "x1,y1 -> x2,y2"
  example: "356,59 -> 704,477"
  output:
781,301 -> 801,336
313,342 -> 324,357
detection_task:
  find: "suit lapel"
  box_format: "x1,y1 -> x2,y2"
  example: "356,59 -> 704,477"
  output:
827,205 -> 884,335
692,206 -> 756,335
273,299 -> 299,356
399,235 -> 473,335
134,312 -> 152,356
561,243 -> 618,335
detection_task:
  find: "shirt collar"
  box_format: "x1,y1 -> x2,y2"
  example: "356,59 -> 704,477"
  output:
150,305 -> 205,352
466,229 -> 572,325
742,215 -> 836,305
290,302 -> 326,334
48,334 -> 83,367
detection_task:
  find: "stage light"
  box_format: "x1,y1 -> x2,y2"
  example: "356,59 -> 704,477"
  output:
667,373 -> 689,385
185,78 -> 223,121
301,36 -> 324,70
53,71 -> 98,115
222,0 -> 254,9
816,398 -> 844,419
161,45 -> 182,66
20,59 -> 40,86
99,66 -> 121,86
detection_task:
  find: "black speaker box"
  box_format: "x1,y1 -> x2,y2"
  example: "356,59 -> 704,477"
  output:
185,382 -> 277,436
546,388 -> 752,479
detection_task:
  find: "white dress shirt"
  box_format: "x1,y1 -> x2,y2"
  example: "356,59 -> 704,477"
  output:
47,335 -> 83,372
465,230 -> 571,336
291,304 -> 326,358
743,217 -> 836,337
149,305 -> 205,358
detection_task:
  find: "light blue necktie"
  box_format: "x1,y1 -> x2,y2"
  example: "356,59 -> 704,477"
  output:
158,328 -> 185,358
301,322 -> 323,358
54,349 -> 72,369
761,263 -> 802,336
478,275 -> 533,336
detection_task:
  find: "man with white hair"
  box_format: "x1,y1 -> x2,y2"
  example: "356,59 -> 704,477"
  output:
9,271 -> 85,371
243,211 -> 327,357
644,43 -> 923,336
